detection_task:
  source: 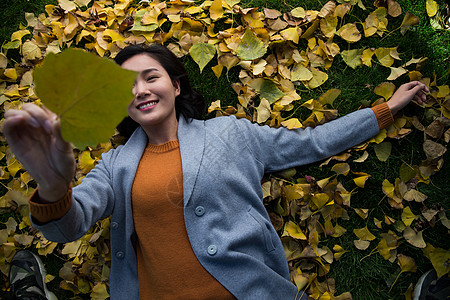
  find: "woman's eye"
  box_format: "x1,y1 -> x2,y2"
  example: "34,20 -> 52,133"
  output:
146,76 -> 156,82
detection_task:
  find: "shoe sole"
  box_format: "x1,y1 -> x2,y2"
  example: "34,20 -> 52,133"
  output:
27,251 -> 58,300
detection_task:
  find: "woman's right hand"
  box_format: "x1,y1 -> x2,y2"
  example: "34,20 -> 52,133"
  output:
2,103 -> 76,202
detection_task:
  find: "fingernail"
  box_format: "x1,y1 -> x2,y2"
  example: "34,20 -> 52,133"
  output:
29,118 -> 40,128
44,120 -> 52,134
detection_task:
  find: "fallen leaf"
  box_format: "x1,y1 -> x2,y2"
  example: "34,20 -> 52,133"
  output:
401,206 -> 416,226
236,29 -> 267,61
374,141 -> 391,161
426,0 -> 439,17
423,140 -> 447,160
256,98 -> 271,123
423,244 -> 450,278
354,226 -> 376,241
291,63 -> 313,81
338,23 -> 361,43
397,254 -> 417,273
400,12 -> 419,35
374,82 -> 396,100
403,226 -> 426,248
306,67 -> 328,89
189,43 -> 216,73
341,49 -> 363,69
387,66 -> 407,80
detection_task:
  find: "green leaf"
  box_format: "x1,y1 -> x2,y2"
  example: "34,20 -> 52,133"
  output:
34,48 -> 136,149
3,40 -> 20,50
249,78 -> 285,104
341,49 -> 363,69
189,43 -> 216,73
236,28 -> 267,61
374,141 -> 391,161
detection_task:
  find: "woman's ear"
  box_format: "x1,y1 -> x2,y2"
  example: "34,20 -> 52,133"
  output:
173,79 -> 181,97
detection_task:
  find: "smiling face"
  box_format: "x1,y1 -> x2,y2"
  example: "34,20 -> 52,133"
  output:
121,54 -> 180,142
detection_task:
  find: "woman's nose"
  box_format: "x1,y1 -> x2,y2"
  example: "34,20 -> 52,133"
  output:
133,81 -> 150,98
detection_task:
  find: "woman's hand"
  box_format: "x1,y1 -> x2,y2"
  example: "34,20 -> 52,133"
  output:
2,103 -> 76,202
387,81 -> 429,116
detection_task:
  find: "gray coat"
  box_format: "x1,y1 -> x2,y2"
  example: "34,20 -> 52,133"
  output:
33,109 -> 379,299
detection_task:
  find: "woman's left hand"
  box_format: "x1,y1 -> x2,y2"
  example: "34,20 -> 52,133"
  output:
387,81 -> 429,116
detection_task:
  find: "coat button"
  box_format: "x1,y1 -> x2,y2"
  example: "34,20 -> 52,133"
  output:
207,245 -> 217,256
195,206 -> 205,217
111,222 -> 118,229
116,251 -> 124,259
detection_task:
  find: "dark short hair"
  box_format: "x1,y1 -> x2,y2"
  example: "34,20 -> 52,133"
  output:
114,44 -> 206,139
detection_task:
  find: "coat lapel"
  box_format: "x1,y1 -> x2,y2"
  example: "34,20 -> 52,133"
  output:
177,116 -> 205,207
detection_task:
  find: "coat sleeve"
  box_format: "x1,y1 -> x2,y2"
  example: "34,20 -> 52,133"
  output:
233,108 -> 380,173
30,147 -> 120,243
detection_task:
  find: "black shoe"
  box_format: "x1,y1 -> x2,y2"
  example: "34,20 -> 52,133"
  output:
414,269 -> 450,300
9,250 -> 57,300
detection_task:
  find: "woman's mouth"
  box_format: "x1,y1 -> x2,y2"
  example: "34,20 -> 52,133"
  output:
137,100 -> 158,111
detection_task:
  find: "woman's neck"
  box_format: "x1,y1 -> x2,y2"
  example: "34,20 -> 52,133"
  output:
142,118 -> 179,145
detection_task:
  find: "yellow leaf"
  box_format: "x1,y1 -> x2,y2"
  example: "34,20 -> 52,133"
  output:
4,69 -> 17,81
375,47 -> 395,67
281,118 -> 303,129
402,206 -> 416,226
11,29 -> 31,42
426,0 -> 439,17
354,175 -> 370,188
209,0 -> 224,20
354,226 -> 376,241
320,16 -> 338,38
387,66 -> 407,80
285,221 -> 307,240
331,224 -> 347,238
312,193 -> 330,209
79,151 -> 96,173
291,63 -> 313,81
291,7 -> 306,18
338,23 -> 361,43
354,239 -> 370,250
423,244 -> 450,278
318,89 -> 340,106
331,163 -> 350,176
333,244 -> 348,260
256,98 -> 271,123
397,254 -> 417,273
374,218 -> 382,229
403,226 -> 426,248
404,189 -> 427,202
22,41 -> 42,60
374,82 -> 396,100
306,67 -> 328,89
354,208 -> 369,219
280,27 -> 299,43
211,64 -> 223,78
58,0 -> 77,12
91,282 -> 109,300
6,217 -> 18,234
400,12 -> 419,35
437,85 -> 450,98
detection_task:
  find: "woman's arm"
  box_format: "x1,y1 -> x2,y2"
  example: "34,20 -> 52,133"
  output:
234,81 -> 428,172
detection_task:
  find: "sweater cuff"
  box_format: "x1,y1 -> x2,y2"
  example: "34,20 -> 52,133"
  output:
371,102 -> 394,130
29,187 -> 72,224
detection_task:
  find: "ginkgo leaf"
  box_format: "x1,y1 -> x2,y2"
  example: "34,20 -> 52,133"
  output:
337,23 -> 361,43
354,226 -> 376,241
387,67 -> 407,80
404,189 -> 427,202
306,67 -> 328,89
291,63 -> 313,81
281,118 -> 302,129
59,0 -> 77,12
256,98 -> 271,123
374,82 -> 396,100
34,48 -> 136,149
397,254 -> 417,273
400,12 -> 419,35
189,43 -> 216,73
423,244 -> 450,278
236,29 -> 267,61
331,163 -> 350,176
91,282 -> 109,300
285,221 -> 307,240
375,47 -> 395,67
354,239 -> 370,250
426,0 -> 439,17
403,226 -> 426,248
401,206 -> 416,226
249,78 -> 285,104
210,0 -> 224,20
341,49 -> 363,69
374,141 -> 391,161
354,175 -> 370,188
318,89 -> 340,106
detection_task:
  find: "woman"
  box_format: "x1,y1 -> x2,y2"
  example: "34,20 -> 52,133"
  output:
2,44 -> 428,299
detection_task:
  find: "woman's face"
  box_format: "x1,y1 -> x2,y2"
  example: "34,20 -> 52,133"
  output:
121,54 -> 180,131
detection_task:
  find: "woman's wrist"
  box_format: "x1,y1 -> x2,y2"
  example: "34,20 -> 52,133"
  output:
37,183 -> 70,203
